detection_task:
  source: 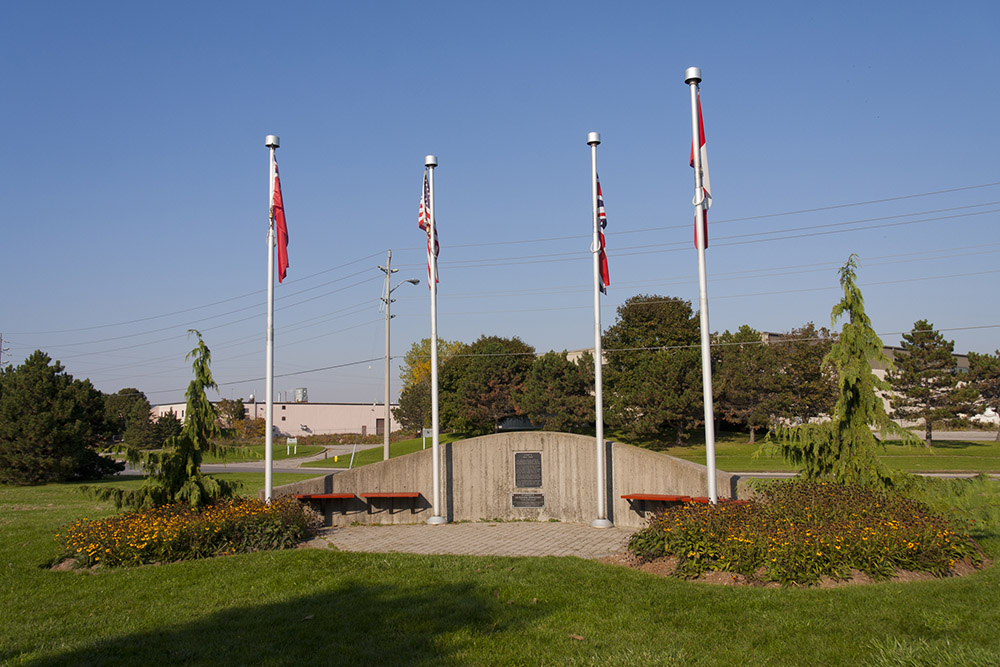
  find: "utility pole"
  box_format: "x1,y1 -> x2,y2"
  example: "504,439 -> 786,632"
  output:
0,333 -> 8,369
379,251 -> 420,461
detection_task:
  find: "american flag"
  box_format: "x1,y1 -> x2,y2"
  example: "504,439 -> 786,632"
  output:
418,169 -> 439,285
597,175 -> 609,293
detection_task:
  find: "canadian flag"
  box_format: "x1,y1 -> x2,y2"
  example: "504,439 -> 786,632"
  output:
689,92 -> 711,247
271,159 -> 289,283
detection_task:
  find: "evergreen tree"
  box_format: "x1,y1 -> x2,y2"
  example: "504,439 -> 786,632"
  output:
89,332 -> 240,509
0,351 -> 121,485
514,351 -> 595,433
766,256 -> 915,489
888,320 -> 977,447
151,410 -> 183,446
967,350 -> 1000,441
603,295 -> 702,446
392,379 -> 431,434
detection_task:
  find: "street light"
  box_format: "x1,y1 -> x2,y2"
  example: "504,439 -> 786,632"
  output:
379,249 -> 420,461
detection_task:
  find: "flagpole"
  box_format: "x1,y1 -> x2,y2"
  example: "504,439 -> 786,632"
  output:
425,154 -> 446,525
264,134 -> 279,503
588,132 -> 613,528
685,67 -> 717,504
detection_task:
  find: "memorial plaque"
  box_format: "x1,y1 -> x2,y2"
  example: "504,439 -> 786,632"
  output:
511,493 -> 545,508
514,452 -> 542,488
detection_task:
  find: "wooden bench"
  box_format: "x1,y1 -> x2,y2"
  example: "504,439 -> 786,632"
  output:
360,492 -> 421,515
621,493 -> 691,515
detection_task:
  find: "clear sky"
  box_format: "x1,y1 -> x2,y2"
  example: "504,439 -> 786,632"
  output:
3,1 -> 998,406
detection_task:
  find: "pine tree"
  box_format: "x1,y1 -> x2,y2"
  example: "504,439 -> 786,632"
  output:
765,256 -> 916,488
888,320 -> 977,447
89,331 -> 241,509
967,350 -> 1000,441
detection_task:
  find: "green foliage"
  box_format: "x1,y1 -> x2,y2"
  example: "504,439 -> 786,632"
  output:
399,337 -> 466,389
393,376 -> 432,433
889,320 -> 978,447
88,332 -> 242,509
966,350 -> 1000,440
627,480 -> 984,586
603,294 -> 702,445
394,338 -> 467,433
514,351 -> 595,433
713,325 -> 775,442
0,351 -> 122,485
152,410 -> 183,445
769,323 -> 837,422
765,256 -> 915,488
103,388 -> 155,447
441,335 -> 535,435
57,496 -> 321,567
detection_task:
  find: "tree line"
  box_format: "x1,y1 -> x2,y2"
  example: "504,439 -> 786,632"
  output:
393,294 -> 1000,447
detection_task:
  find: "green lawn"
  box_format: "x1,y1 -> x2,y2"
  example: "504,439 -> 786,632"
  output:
1,475 -> 999,665
300,433 -> 465,469
200,443 -> 325,464
660,434 -> 1000,473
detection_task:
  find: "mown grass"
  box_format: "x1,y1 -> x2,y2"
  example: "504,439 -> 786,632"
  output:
659,433 -> 1000,473
300,433 -> 465,469
200,443 -> 325,464
2,474 -> 1000,665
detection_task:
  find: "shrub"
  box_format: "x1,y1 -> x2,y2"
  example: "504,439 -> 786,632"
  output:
627,480 -> 984,586
57,496 -> 321,568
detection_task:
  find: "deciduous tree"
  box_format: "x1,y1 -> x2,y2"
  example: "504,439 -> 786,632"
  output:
104,388 -> 154,448
603,295 -> 703,446
443,335 -> 535,435
769,323 -> 837,423
515,351 -> 595,433
713,325 -> 775,443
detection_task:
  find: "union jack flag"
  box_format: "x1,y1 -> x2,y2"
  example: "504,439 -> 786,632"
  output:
597,175 -> 609,293
418,169 -> 439,285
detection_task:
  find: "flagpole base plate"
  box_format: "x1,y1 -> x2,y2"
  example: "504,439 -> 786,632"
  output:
427,515 -> 447,525
590,518 -> 614,529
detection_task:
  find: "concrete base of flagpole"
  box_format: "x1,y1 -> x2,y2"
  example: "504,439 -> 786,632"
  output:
427,515 -> 447,525
590,518 -> 613,528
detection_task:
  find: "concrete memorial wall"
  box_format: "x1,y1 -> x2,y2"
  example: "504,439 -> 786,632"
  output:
270,431 -> 738,528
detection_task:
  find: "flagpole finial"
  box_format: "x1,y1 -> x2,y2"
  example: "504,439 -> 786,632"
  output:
587,131 -> 601,146
265,135 -> 280,148
424,155 -> 438,167
684,67 -> 702,85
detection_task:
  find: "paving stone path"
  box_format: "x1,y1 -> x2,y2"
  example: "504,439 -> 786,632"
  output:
308,522 -> 635,559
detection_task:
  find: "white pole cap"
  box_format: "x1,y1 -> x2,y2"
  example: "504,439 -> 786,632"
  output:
587,131 -> 601,146
425,155 -> 438,167
265,135 -> 280,148
684,67 -> 702,84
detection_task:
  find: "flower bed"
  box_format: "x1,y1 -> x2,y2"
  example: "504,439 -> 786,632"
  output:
57,496 -> 321,568
627,481 -> 984,586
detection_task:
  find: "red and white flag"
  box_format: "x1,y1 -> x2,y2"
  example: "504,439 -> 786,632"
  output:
689,90 -> 711,248
271,158 -> 289,283
418,169 -> 439,285
597,175 -> 610,293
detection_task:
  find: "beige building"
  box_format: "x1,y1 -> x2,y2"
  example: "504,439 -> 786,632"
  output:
151,401 -> 400,438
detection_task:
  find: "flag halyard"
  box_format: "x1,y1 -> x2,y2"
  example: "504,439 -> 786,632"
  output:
418,169 -> 439,285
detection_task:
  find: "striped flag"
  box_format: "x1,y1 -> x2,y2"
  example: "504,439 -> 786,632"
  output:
271,158 -> 289,283
597,175 -> 610,293
418,169 -> 439,285
689,91 -> 711,247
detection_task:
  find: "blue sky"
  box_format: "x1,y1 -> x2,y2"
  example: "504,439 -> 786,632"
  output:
3,1 -> 998,405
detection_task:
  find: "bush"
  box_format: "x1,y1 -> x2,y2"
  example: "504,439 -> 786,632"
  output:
627,480 -> 984,586
57,496 -> 321,568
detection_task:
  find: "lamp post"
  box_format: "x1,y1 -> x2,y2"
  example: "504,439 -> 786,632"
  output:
379,249 -> 420,461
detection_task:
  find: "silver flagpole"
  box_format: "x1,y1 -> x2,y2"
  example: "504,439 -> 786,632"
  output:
685,67 -> 717,504
264,134 -> 279,503
588,132 -> 612,528
426,154 -> 446,525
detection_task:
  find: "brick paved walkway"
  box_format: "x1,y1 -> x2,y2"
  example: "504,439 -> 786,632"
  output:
309,522 -> 634,559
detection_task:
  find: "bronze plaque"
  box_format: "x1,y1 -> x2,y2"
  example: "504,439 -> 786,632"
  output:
514,452 -> 542,488
511,493 -> 545,508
